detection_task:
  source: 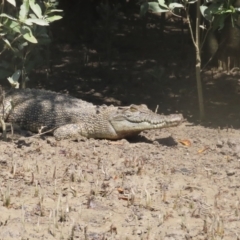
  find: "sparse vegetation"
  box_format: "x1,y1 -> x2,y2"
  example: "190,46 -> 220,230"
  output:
0,0 -> 63,87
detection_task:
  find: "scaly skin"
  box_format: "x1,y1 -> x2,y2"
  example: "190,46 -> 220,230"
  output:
1,89 -> 183,140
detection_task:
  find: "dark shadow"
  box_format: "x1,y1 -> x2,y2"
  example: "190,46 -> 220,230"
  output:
2,1 -> 239,131
125,135 -> 154,144
126,135 -> 178,146
16,139 -> 32,148
155,136 -> 178,146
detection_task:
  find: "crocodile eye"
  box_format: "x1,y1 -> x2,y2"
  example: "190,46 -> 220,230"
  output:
129,106 -> 138,112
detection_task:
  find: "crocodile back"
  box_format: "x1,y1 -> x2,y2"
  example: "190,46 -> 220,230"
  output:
4,89 -> 96,132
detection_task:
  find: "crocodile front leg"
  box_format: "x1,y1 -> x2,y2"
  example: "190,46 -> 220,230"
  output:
53,123 -> 94,140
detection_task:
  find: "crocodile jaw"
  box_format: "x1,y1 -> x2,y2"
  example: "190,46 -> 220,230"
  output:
110,114 -> 183,138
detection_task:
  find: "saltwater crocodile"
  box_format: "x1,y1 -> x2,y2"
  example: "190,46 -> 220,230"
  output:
0,89 -> 183,140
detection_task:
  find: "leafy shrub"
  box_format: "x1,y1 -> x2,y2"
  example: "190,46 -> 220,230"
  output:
0,0 -> 63,87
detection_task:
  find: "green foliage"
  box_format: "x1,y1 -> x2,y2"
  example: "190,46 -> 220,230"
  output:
139,1 -> 169,17
140,0 -> 240,44
139,0 -> 239,31
7,69 -> 20,88
139,0 -> 185,17
0,0 -> 63,87
200,0 -> 240,30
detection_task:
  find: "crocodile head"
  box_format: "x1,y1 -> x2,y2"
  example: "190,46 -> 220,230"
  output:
108,104 -> 183,139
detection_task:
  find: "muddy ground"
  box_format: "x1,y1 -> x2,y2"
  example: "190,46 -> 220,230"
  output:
1,122 -> 240,240
1,9 -> 240,240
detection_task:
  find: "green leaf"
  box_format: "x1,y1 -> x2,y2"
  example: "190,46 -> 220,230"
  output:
140,2 -> 169,17
19,0 -> 30,21
20,26 -> 37,43
29,13 -> 37,18
6,0 -> 16,7
0,13 -> 17,21
46,15 -> 62,22
37,34 -> 51,44
2,38 -> 13,49
12,70 -> 21,81
27,18 -> 49,26
212,15 -> 226,30
158,0 -> 169,9
29,0 -> 42,18
18,41 -> 28,50
140,3 -> 149,17
148,2 -> 169,12
7,70 -> 21,88
4,19 -> 21,33
24,19 -> 33,25
45,9 -> 63,16
169,3 -> 184,10
187,0 -> 198,4
46,9 -> 63,13
200,3 -> 223,22
224,9 -> 234,13
200,5 -> 213,21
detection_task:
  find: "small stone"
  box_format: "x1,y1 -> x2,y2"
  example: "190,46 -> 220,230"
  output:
136,229 -> 142,235
216,140 -> 223,148
226,169 -> 235,176
47,138 -> 57,147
